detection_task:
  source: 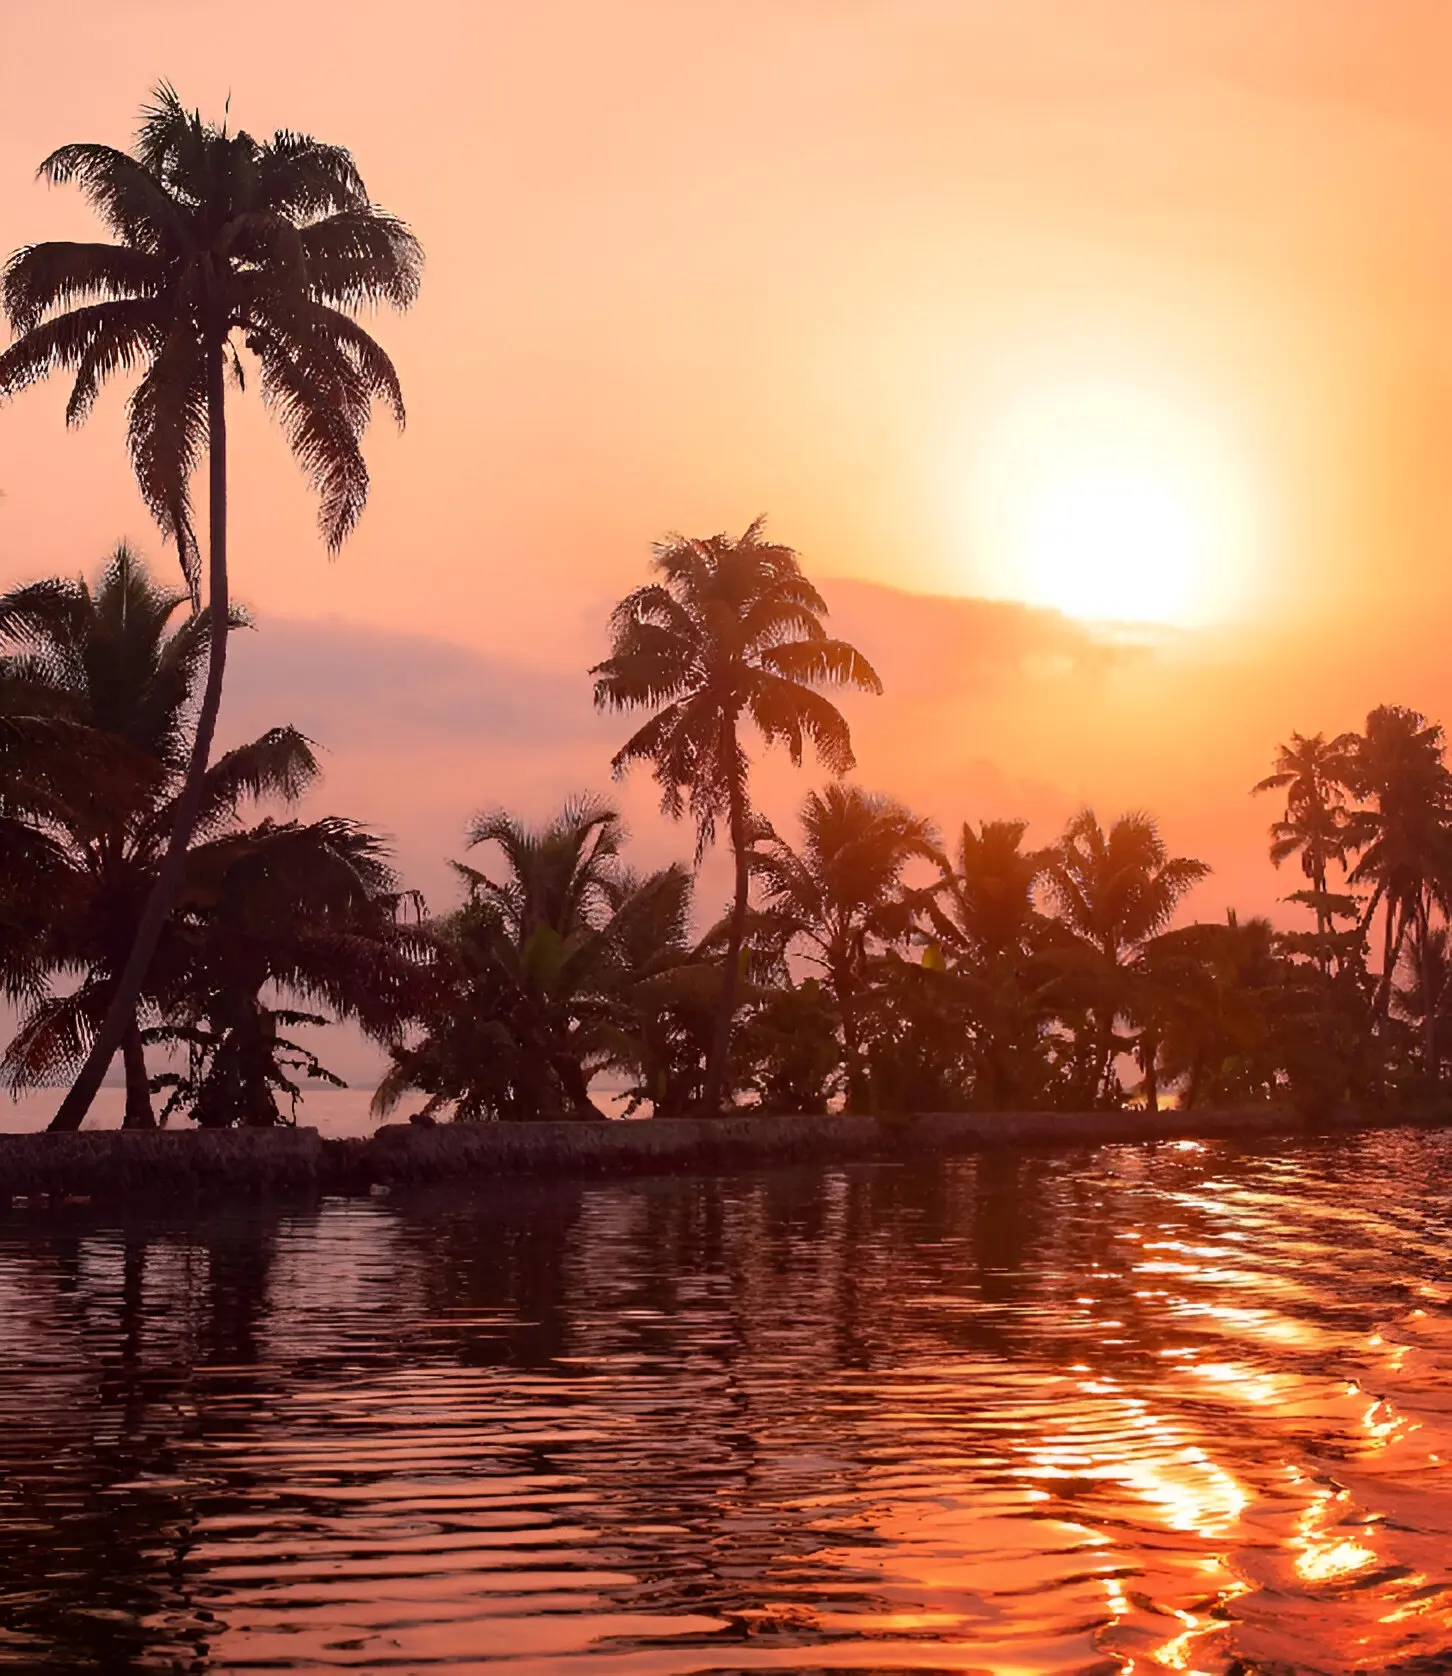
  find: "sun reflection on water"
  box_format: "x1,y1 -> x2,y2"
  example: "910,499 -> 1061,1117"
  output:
4,1137 -> 1452,1671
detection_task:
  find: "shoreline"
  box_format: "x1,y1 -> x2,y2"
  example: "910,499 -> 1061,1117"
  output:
2,1104 -> 1449,1207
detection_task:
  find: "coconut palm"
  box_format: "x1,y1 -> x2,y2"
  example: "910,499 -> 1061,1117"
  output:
592,520 -> 881,1112
1394,922 -> 1452,1080
377,797 -> 694,1121
1253,731 -> 1358,952
148,816 -> 424,1126
0,85 -> 421,1127
753,784 -> 936,1110
1130,913 -> 1280,1111
921,819 -> 1060,1109
1044,810 -> 1210,1106
928,819 -> 1053,964
0,547 -> 317,1124
1344,705 -> 1452,1029
0,706 -> 117,1008
594,862 -> 718,1117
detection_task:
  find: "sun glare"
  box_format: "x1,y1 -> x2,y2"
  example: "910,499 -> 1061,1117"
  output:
960,378 -> 1257,627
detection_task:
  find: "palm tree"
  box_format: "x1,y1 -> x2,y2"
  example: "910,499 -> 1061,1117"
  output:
378,797 -> 691,1121
0,547 -> 317,1124
922,819 -> 1059,1109
594,863 -> 717,1117
1130,913 -> 1280,1111
1044,810 -> 1210,1106
0,85 -> 421,1128
1344,705 -> 1452,1032
1394,922 -> 1452,1081
753,784 -> 936,1110
592,520 -> 881,1112
148,816 -> 424,1126
1252,731 -> 1357,952
928,819 -> 1053,964
0,705 -> 117,1010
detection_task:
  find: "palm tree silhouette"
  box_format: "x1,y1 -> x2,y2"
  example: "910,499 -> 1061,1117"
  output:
1344,705 -> 1452,1030
1133,912 -> 1281,1110
378,796 -> 695,1121
149,816 -> 421,1126
1252,731 -> 1357,954
923,819 -> 1058,1110
1045,809 -> 1210,1105
592,519 -> 881,1113
0,85 -> 421,1127
0,546 -> 317,1124
754,784 -> 936,1111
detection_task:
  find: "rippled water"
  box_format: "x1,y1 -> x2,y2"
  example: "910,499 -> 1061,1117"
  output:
3,1134 -> 1452,1674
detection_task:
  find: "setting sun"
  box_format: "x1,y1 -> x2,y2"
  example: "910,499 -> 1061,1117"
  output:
1021,463 -> 1207,624
962,378 -> 1257,627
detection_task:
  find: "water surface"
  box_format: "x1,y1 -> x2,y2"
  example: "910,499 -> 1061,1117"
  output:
2,1132 -> 1451,1673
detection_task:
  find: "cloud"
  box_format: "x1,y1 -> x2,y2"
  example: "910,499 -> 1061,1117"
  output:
221,616 -> 611,752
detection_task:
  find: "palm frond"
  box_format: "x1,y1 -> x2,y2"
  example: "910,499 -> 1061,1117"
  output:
757,637 -> 883,693
3,243 -> 166,334
38,143 -> 186,251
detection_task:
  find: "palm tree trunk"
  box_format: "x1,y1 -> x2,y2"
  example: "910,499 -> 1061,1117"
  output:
120,1012 -> 155,1129
838,969 -> 867,1114
702,766 -> 749,1115
1313,855 -> 1330,971
51,339 -> 229,1131
1141,1034 -> 1159,1113
1372,897 -> 1407,1026
1419,903 -> 1438,1080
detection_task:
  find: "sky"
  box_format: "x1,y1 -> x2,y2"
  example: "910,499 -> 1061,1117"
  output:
4,0 -> 1452,974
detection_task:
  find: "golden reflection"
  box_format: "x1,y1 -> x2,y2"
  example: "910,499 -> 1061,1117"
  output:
1380,1575 -> 1434,1624
1186,1361 -> 1284,1404
1360,1396 -> 1405,1446
1291,1483 -> 1378,1583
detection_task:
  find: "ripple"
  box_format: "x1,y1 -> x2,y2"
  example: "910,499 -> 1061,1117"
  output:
1,1134 -> 1451,1671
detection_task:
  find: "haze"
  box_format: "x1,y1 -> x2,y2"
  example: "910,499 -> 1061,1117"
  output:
3,0 -> 1451,924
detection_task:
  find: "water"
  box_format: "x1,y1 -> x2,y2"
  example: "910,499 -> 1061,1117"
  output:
2,1133 -> 1451,1673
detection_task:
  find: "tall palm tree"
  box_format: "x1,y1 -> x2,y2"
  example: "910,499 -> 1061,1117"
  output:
0,546 -> 317,1124
0,85 -> 421,1128
1045,809 -> 1210,1105
1252,731 -> 1358,951
754,784 -> 937,1110
1344,705 -> 1452,1028
592,519 -> 881,1112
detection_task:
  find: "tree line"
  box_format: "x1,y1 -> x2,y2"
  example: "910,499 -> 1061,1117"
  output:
4,535 -> 1450,1126
1,90 -> 1447,1127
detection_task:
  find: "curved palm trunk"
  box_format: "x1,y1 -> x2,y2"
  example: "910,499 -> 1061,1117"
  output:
702,765 -> 749,1115
51,340 -> 229,1131
120,1012 -> 155,1129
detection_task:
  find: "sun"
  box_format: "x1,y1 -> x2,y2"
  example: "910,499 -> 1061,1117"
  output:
959,378 -> 1255,627
1021,463 -> 1207,623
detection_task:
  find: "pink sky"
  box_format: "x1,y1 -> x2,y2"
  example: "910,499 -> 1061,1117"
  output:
4,0 -> 1452,947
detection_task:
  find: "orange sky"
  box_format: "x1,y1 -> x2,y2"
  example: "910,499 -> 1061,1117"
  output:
4,0 -> 1452,933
